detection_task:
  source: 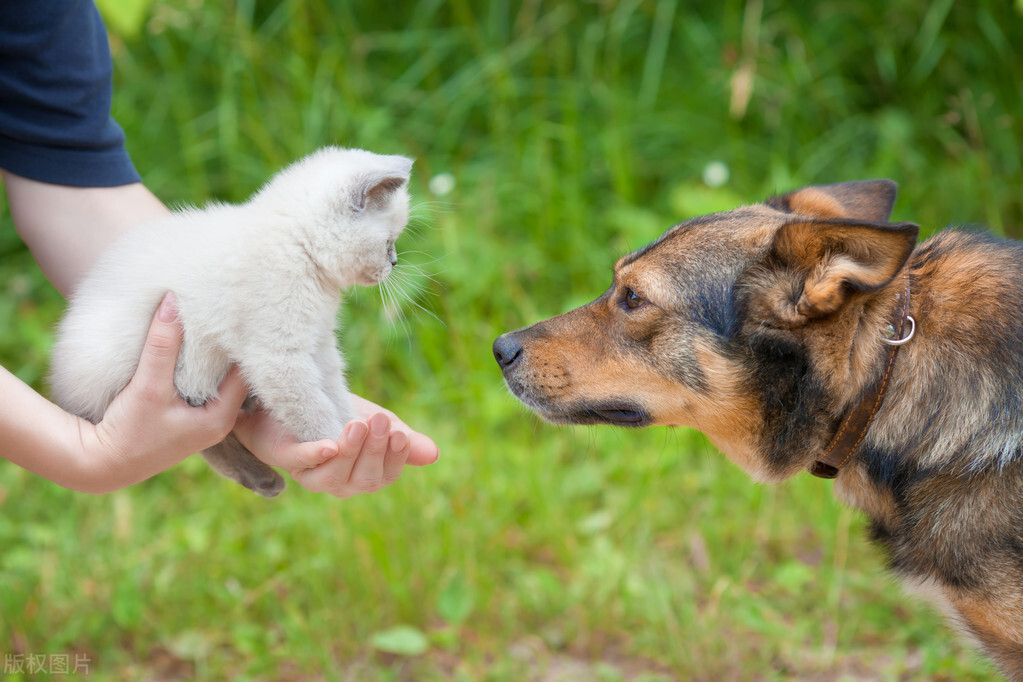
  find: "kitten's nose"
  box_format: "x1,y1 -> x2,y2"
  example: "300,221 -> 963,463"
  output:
388,246 -> 398,266
493,333 -> 523,369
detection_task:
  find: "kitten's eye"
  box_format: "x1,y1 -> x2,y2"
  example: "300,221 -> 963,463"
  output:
623,288 -> 645,309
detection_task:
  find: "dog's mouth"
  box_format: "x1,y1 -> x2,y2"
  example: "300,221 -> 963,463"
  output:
538,402 -> 651,428
586,406 -> 647,425
502,370 -> 651,427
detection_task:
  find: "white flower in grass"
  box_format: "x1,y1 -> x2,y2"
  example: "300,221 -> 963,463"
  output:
429,172 -> 455,197
702,161 -> 730,188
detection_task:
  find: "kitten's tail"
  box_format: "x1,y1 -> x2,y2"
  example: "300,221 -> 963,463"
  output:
201,434 -> 285,498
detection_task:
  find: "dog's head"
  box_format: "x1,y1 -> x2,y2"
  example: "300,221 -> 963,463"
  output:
494,180 -> 918,481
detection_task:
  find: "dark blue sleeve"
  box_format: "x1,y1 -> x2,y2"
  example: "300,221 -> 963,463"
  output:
0,0 -> 142,187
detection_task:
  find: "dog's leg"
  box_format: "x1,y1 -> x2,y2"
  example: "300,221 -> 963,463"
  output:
947,593 -> 1023,680
982,639 -> 1023,682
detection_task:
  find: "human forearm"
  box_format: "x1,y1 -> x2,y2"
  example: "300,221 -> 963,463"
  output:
0,365 -> 131,493
2,170 -> 169,296
0,295 -> 248,493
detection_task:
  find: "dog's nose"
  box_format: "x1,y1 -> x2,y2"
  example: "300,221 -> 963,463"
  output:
493,333 -> 523,369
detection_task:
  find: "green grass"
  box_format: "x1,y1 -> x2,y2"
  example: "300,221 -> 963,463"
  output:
2,0 -> 1021,679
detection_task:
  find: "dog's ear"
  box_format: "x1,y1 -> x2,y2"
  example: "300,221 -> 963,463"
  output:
767,179 -> 898,222
768,218 -> 919,324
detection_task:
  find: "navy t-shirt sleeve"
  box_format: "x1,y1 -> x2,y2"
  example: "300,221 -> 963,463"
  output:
0,0 -> 141,187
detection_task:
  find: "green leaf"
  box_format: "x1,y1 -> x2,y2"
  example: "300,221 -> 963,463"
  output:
111,575 -> 143,628
437,572 -> 475,625
774,560 -> 816,593
165,630 -> 212,662
577,509 -> 614,536
370,625 -> 429,657
95,0 -> 153,38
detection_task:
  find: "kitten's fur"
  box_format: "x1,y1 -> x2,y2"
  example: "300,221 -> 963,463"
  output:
50,147 -> 413,497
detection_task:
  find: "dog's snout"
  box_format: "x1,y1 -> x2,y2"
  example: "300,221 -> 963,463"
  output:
493,333 -> 523,369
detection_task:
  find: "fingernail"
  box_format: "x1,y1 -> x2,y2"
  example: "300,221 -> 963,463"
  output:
347,421 -> 368,444
158,292 -> 178,322
389,431 -> 408,452
319,446 -> 337,462
370,413 -> 389,437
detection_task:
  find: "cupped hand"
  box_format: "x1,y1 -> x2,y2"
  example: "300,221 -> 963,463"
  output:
233,397 -> 438,499
348,394 -> 439,467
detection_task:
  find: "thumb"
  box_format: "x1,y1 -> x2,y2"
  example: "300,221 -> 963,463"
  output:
133,292 -> 183,389
211,365 -> 249,415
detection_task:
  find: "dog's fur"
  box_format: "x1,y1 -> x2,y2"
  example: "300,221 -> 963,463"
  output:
494,180 -> 1023,678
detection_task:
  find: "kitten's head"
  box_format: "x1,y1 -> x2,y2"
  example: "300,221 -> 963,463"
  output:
257,147 -> 414,288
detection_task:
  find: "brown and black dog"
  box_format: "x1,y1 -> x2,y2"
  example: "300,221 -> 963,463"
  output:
494,180 -> 1023,678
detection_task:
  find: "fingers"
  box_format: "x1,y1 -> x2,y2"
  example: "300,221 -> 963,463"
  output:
383,428 -> 412,483
292,413 -> 411,498
273,438 -> 339,471
232,407 -> 338,470
209,366 -> 249,416
350,394 -> 439,467
131,292 -> 183,396
406,432 -> 440,466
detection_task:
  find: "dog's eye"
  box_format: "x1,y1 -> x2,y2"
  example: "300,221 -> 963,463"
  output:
623,288 -> 645,309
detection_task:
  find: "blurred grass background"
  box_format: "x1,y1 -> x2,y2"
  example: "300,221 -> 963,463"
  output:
1,0 -> 1021,679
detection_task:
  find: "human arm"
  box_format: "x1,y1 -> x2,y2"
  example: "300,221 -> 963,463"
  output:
1,170 -> 169,296
0,293 -> 248,494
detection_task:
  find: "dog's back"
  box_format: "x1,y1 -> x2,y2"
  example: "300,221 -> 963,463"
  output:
855,229 -> 1023,676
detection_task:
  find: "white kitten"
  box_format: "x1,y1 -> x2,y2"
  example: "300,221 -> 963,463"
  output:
49,147 -> 413,496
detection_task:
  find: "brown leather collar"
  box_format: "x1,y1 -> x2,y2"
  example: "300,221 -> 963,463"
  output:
809,275 -> 914,479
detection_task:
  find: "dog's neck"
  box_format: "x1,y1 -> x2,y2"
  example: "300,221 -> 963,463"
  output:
809,272 -> 914,479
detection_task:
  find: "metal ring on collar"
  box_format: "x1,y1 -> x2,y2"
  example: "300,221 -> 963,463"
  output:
883,315 -> 916,346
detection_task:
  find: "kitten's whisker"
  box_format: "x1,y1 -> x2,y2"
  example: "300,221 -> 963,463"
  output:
409,200 -> 453,216
393,258 -> 446,283
379,277 -> 414,339
397,250 -> 446,266
380,265 -> 444,328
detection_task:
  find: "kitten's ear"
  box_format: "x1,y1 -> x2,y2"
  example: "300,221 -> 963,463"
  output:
352,156 -> 413,212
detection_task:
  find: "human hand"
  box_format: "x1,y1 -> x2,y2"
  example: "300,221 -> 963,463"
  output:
81,292 -> 249,490
234,397 -> 439,499
349,394 -> 440,467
